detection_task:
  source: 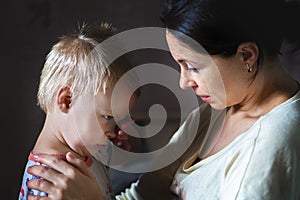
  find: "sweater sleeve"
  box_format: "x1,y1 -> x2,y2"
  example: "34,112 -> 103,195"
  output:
115,105 -> 211,200
234,116 -> 300,200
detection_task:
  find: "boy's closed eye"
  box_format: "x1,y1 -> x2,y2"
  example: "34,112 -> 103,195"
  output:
103,115 -> 114,120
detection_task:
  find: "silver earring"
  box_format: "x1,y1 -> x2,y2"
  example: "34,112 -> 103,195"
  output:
246,63 -> 252,73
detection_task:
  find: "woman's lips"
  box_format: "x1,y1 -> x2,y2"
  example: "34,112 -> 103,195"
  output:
192,87 -> 211,102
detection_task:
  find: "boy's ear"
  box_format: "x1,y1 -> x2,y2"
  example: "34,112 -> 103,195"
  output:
57,87 -> 72,113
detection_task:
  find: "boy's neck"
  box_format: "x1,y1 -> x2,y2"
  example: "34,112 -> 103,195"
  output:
32,115 -> 88,162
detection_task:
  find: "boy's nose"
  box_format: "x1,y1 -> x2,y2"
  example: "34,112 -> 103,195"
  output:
105,131 -> 117,139
179,73 -> 197,90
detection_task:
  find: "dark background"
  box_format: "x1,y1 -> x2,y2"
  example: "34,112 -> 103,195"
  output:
2,0 -> 172,199
1,0 -> 300,199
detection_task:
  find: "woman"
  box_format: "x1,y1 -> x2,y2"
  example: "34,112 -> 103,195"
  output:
27,0 -> 300,199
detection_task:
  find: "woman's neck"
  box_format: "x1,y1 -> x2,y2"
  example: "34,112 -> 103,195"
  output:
231,60 -> 299,118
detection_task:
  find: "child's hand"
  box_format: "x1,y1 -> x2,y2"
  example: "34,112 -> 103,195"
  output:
105,118 -> 143,152
117,119 -> 143,153
105,128 -> 130,151
114,128 -> 131,151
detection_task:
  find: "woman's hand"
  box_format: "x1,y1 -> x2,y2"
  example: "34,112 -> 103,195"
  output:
27,152 -> 103,200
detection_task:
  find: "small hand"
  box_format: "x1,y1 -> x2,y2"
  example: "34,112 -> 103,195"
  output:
113,128 -> 131,151
106,119 -> 136,151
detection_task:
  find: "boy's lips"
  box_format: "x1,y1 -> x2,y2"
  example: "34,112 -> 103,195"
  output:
199,95 -> 211,102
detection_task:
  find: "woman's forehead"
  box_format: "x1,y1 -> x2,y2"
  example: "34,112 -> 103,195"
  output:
166,33 -> 212,65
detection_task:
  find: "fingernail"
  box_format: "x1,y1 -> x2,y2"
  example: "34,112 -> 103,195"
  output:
33,153 -> 40,160
67,152 -> 74,158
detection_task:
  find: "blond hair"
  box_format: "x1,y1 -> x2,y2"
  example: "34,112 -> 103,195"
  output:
37,22 -> 129,112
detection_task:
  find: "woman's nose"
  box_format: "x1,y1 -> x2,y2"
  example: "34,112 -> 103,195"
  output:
179,73 -> 197,90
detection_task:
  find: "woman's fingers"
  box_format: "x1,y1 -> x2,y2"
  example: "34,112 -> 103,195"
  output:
27,164 -> 70,199
27,195 -> 50,200
27,165 -> 60,187
27,178 -> 55,198
31,154 -> 75,175
27,153 -> 103,200
32,152 -> 93,178
65,152 -> 94,178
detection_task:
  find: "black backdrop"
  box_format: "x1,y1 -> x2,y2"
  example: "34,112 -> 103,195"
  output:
1,0 -> 170,199
1,0 -> 300,199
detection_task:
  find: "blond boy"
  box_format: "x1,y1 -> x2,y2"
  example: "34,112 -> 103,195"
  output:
19,23 -> 136,200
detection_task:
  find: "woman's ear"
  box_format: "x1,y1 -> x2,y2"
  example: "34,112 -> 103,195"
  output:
237,42 -> 259,72
57,87 -> 72,113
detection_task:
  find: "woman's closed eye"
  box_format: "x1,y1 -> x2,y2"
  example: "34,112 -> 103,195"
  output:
177,60 -> 199,72
187,64 -> 198,72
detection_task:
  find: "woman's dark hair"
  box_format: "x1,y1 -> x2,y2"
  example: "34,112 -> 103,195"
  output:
160,0 -> 300,60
